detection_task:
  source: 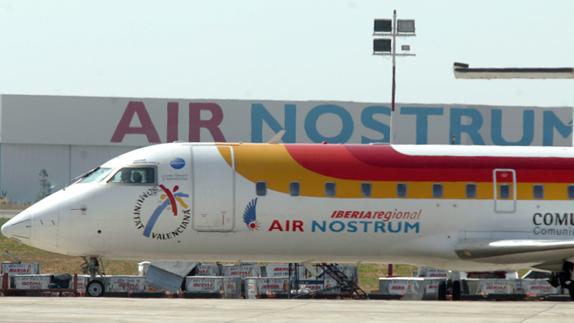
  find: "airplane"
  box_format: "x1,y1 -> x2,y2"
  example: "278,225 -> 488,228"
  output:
3,142 -> 574,298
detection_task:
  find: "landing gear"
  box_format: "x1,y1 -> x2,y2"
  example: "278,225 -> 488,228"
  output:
86,280 -> 105,297
81,256 -> 106,297
81,256 -> 104,277
549,261 -> 574,300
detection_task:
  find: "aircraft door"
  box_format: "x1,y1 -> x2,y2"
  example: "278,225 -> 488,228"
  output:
493,169 -> 516,213
191,146 -> 235,231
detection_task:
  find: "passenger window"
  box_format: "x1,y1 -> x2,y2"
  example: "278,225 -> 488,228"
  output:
397,183 -> 407,198
325,182 -> 336,197
568,185 -> 574,199
110,167 -> 156,185
466,184 -> 477,198
256,182 -> 267,196
361,183 -> 372,197
533,185 -> 544,199
499,184 -> 510,199
432,184 -> 443,198
290,182 -> 300,197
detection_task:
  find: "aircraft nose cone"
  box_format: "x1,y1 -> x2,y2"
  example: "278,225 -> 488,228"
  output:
1,213 -> 32,241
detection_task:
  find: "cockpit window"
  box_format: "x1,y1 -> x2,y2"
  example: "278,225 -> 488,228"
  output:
78,168 -> 112,183
109,167 -> 156,185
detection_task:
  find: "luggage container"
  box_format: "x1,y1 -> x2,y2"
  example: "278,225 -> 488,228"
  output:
417,267 -> 448,278
195,263 -> 221,276
1,263 -> 40,275
5,274 -> 82,296
457,278 -> 543,300
521,279 -> 562,297
257,278 -> 289,298
464,278 -> 520,296
378,277 -> 445,300
185,276 -> 222,293
222,277 -> 242,298
185,276 -> 223,298
264,264 -> 290,278
12,274 -> 51,289
185,275 -> 243,298
105,275 -> 146,293
222,263 -> 260,278
244,277 -> 289,299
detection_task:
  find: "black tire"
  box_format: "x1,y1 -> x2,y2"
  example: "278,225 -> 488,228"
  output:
86,280 -> 105,297
452,280 -> 462,301
437,281 -> 447,301
568,284 -> 574,301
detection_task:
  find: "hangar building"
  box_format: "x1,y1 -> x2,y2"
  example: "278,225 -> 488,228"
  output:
0,94 -> 571,202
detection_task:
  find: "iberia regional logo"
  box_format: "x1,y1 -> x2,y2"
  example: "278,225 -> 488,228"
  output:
243,198 -> 259,230
133,184 -> 191,240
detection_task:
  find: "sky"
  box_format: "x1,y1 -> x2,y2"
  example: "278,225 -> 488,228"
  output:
0,0 -> 572,107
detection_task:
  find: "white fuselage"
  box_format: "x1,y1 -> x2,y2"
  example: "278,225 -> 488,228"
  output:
3,143 -> 574,272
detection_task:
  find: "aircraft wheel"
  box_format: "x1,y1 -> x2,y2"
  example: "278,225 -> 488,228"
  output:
86,280 -> 105,297
437,281 -> 447,300
568,284 -> 574,301
452,280 -> 462,301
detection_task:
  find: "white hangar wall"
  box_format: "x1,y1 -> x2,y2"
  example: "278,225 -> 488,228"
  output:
0,144 -> 138,202
0,94 -> 571,202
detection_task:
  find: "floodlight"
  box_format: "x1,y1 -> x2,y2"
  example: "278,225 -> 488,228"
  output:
373,38 -> 392,53
374,19 -> 392,33
397,19 -> 415,33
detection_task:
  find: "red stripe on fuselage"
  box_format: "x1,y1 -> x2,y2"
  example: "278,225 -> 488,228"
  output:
159,184 -> 178,216
284,144 -> 574,182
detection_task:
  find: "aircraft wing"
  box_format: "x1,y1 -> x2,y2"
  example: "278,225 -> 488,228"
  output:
455,239 -> 574,267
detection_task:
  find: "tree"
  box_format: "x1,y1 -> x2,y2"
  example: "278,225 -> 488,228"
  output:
38,169 -> 52,200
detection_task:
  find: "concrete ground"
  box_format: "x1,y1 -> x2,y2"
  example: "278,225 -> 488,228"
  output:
0,298 -> 573,322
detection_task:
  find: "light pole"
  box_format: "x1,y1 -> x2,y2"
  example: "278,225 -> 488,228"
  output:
372,11 -> 415,277
373,10 -> 416,114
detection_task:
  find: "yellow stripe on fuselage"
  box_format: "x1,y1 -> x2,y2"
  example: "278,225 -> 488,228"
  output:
217,144 -> 574,200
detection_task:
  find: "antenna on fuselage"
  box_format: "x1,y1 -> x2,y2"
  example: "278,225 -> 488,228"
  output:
267,130 -> 286,144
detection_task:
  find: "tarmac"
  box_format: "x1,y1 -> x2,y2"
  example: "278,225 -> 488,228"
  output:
1,207 -> 574,322
0,298 -> 573,322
